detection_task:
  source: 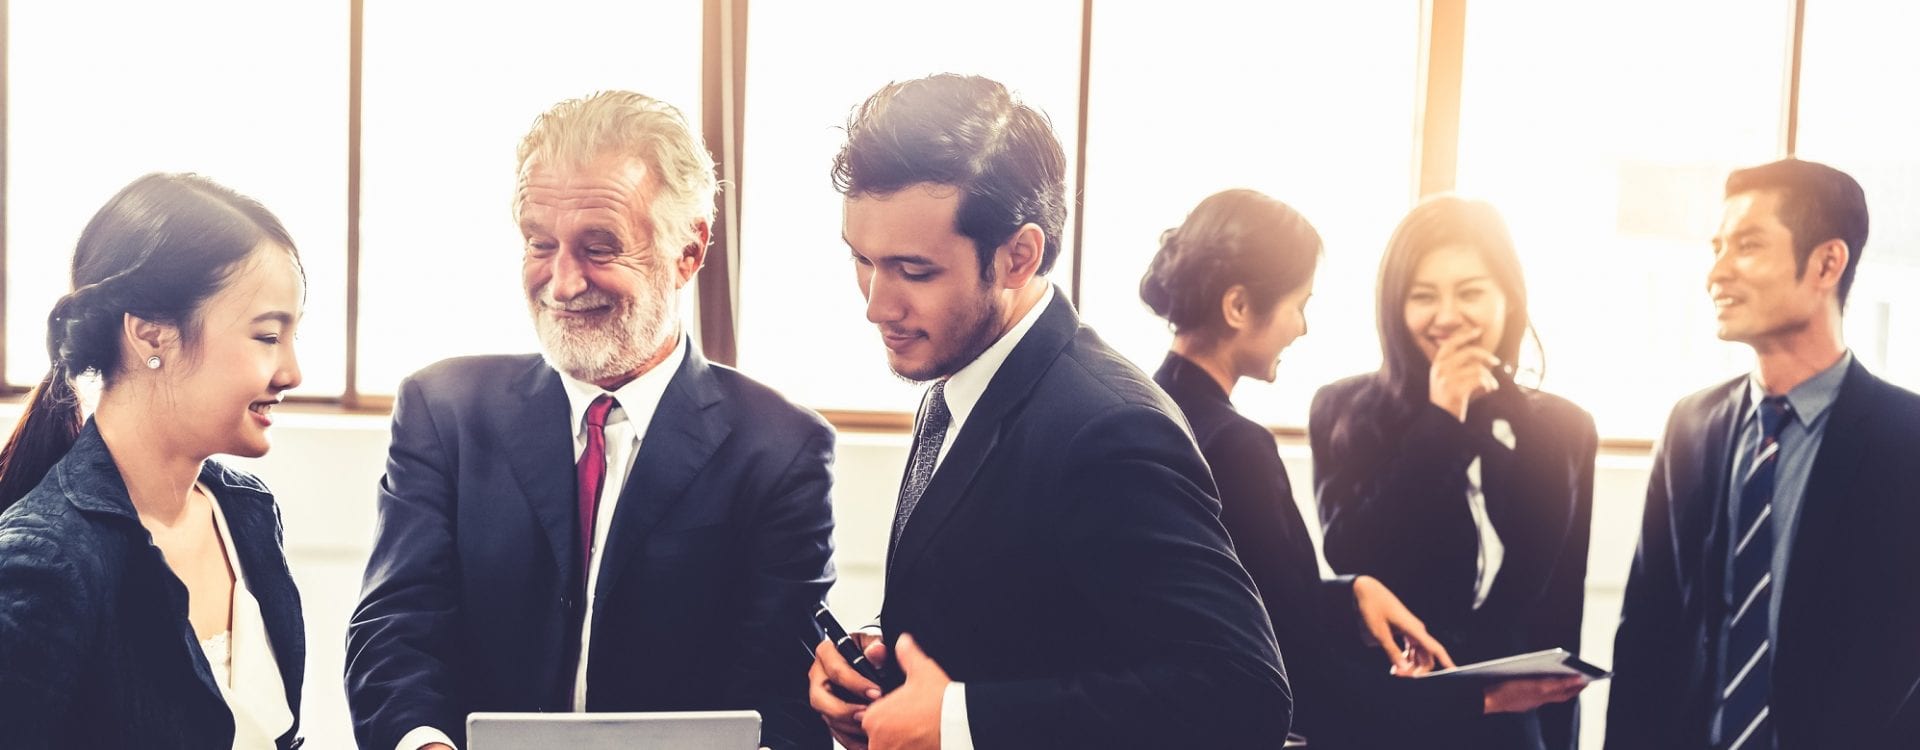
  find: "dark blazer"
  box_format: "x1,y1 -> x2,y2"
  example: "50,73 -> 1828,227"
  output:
0,421 -> 306,749
1606,360 -> 1920,749
1155,353 -> 1482,749
1311,374 -> 1595,750
345,344 -> 835,750
879,293 -> 1290,749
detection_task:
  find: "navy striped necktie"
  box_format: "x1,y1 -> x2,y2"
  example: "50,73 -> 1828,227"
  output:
1719,395 -> 1791,750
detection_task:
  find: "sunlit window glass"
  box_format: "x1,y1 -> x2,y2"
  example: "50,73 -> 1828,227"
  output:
1075,1 -> 1422,428
356,1 -> 702,394
733,0 -> 1083,413
1456,0 -> 1792,438
1796,1 -> 1920,392
6,1 -> 348,394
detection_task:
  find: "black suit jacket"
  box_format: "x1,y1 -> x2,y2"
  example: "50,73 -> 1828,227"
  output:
0,422 -> 306,749
346,344 -> 835,750
1311,374 -> 1595,750
1155,354 -> 1482,749
879,293 -> 1290,749
1606,360 -> 1920,749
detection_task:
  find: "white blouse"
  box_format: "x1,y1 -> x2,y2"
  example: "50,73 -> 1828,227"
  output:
1465,417 -> 1517,610
197,488 -> 295,749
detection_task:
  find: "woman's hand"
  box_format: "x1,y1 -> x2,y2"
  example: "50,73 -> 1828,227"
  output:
1428,326 -> 1501,421
1352,575 -> 1455,676
1483,676 -> 1589,714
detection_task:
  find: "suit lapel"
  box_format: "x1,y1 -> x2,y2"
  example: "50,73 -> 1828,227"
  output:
500,359 -> 582,586
889,290 -> 1077,579
591,346 -> 729,605
1683,379 -> 1747,614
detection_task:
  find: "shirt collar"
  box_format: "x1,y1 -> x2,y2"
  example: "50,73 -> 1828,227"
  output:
1744,349 -> 1852,429
558,334 -> 688,440
939,285 -> 1055,431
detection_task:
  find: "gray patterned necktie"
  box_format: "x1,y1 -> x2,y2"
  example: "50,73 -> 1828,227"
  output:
891,380 -> 951,549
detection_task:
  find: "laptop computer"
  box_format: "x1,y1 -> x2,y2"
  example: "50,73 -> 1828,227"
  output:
467,710 -> 761,749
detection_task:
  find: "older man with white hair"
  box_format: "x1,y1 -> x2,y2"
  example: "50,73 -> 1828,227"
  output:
346,91 -> 835,750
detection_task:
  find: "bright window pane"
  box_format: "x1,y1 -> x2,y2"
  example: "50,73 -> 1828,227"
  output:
1076,1 -> 1422,428
5,1 -> 348,394
1456,0 -> 1792,438
1796,1 -> 1920,393
735,0 -> 1083,413
357,1 -> 703,395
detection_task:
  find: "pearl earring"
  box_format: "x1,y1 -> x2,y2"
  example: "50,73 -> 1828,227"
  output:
146,356 -> 161,370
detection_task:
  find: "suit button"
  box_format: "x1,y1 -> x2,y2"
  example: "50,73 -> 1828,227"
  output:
561,596 -> 573,609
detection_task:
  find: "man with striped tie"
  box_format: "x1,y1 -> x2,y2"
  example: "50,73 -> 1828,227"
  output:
1607,159 -> 1920,749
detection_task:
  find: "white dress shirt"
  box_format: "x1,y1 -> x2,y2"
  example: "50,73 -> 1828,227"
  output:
899,285 -> 1052,750
1465,417 -> 1514,610
397,338 -> 686,750
200,486 -> 295,750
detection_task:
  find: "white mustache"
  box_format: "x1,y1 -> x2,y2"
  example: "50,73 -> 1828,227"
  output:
535,286 -> 617,312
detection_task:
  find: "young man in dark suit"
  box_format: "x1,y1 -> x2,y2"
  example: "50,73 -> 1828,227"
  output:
806,74 -> 1290,750
1607,159 -> 1920,749
345,91 -> 835,750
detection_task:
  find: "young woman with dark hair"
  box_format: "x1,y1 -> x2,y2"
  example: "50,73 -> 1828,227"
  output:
1145,188 -> 1484,748
0,173 -> 308,748
1309,195 -> 1597,750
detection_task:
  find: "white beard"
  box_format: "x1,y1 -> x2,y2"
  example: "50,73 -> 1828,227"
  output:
528,280 -> 674,384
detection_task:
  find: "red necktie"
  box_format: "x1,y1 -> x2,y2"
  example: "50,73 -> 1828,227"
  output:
577,394 -> 617,584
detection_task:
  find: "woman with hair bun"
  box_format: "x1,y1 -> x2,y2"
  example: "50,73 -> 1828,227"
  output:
0,173 -> 308,748
1143,188 -> 1474,748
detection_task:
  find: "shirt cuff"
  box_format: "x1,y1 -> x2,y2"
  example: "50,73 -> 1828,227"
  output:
941,681 -> 975,750
396,725 -> 457,750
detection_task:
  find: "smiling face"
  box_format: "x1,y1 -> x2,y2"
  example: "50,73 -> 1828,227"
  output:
844,184 -> 1007,383
518,153 -> 697,385
165,245 -> 305,458
1709,189 -> 1832,347
1403,243 -> 1508,364
1228,282 -> 1312,384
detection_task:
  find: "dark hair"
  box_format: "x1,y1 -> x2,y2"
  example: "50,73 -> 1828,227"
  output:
1140,188 -> 1322,340
1375,195 -> 1536,402
1725,158 -> 1869,308
831,74 -> 1068,281
0,173 -> 300,510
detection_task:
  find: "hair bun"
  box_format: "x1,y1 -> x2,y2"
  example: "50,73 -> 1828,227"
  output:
1139,227 -> 1187,321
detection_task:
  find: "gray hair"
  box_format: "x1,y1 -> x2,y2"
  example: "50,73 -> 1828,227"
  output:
516,91 -> 718,255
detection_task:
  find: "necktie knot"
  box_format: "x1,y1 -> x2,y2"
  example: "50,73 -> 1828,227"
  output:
585,394 -> 617,429
922,381 -> 951,433
1758,396 -> 1792,443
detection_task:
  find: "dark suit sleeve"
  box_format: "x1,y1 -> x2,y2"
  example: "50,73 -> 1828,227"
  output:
1532,410 -> 1596,750
965,405 -> 1292,748
1605,410 -> 1691,749
346,376 -> 467,750
725,423 -> 835,750
0,524 -> 93,750
1206,421 -> 1320,651
1309,388 -> 1478,584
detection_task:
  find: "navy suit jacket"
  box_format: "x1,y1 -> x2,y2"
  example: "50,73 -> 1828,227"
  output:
0,422 -> 306,749
878,293 -> 1291,749
1311,375 -> 1595,750
345,345 -> 835,750
1607,360 -> 1920,749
